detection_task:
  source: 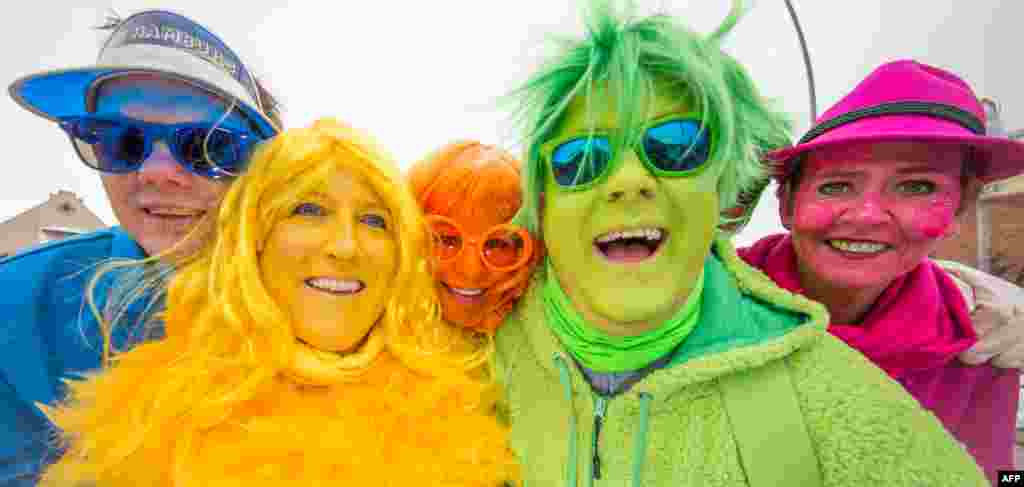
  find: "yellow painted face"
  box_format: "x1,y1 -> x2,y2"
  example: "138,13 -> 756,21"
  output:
259,165 -> 398,353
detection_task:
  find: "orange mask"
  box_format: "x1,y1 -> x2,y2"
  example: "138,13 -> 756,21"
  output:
408,141 -> 540,333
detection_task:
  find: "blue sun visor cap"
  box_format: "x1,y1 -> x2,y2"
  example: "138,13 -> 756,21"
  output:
8,10 -> 279,140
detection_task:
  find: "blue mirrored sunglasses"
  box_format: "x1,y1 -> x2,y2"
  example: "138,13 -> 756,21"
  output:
541,117 -> 714,189
59,115 -> 261,180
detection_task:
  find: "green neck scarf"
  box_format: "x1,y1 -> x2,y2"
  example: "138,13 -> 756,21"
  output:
542,260 -> 704,373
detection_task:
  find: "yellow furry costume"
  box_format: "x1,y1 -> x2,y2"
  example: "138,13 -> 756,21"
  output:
39,119 -> 518,487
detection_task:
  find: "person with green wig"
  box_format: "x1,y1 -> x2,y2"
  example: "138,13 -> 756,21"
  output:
493,1 -> 989,485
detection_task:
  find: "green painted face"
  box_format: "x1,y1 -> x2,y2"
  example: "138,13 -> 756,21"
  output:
541,88 -> 720,335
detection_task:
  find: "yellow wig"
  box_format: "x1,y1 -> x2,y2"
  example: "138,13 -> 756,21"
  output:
41,118 -> 518,487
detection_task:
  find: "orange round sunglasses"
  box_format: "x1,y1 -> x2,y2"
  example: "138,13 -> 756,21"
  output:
424,215 -> 534,272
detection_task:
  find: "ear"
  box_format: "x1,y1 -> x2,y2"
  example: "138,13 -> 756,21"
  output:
944,219 -> 962,240
776,182 -> 793,230
957,176 -> 984,217
535,191 -> 546,241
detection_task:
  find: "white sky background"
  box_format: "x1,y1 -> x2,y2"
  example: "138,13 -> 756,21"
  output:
1,1 -> 1019,247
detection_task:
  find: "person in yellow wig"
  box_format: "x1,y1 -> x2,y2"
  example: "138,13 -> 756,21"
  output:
39,118 -> 518,487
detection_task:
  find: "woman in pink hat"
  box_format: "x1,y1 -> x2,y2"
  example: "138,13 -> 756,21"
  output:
739,59 -> 1023,484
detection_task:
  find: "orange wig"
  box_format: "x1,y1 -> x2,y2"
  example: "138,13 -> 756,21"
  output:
408,141 -> 540,333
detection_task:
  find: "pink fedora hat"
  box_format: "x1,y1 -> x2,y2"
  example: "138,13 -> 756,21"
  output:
769,60 -> 1024,183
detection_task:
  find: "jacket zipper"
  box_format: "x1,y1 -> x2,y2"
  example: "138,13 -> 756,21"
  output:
592,395 -> 608,480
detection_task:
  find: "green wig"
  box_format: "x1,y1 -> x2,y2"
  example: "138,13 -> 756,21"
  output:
507,0 -> 792,235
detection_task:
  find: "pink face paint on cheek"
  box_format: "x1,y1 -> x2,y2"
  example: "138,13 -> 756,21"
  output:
793,200 -> 843,233
906,196 -> 958,240
789,173 -> 842,232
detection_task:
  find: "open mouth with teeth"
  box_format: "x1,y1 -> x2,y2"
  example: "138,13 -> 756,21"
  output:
143,207 -> 205,219
594,227 -> 667,263
305,277 -> 366,295
442,282 -> 486,304
826,239 -> 892,256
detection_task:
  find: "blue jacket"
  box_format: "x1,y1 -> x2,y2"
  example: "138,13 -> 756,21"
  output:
0,227 -> 149,486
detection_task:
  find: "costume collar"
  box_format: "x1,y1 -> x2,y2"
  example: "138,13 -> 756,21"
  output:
542,259 -> 704,372
740,233 -> 977,378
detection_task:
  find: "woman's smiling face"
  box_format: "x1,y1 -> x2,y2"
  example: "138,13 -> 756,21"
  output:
785,141 -> 966,293
428,191 -> 522,327
259,165 -> 398,353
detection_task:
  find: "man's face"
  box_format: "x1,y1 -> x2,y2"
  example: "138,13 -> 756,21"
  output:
92,74 -> 253,256
541,88 -> 719,335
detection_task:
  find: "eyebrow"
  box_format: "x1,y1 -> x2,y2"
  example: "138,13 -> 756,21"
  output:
305,191 -> 389,211
564,119 -> 613,135
104,105 -> 251,135
120,104 -> 207,124
816,169 -> 863,179
815,164 -> 952,182
892,165 -> 947,175
564,109 -> 698,136
652,109 -> 697,120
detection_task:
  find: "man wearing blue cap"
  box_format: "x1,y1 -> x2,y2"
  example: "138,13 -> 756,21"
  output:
0,10 -> 281,485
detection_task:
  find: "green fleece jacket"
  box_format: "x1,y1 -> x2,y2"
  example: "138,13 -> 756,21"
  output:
494,238 -> 987,486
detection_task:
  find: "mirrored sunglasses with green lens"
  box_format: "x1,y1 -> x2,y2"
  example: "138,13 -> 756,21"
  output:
539,114 -> 714,190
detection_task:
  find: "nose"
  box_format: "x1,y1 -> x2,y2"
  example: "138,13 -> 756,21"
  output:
456,240 -> 488,282
325,219 -> 359,260
137,142 -> 192,187
837,192 -> 893,226
602,150 -> 656,203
